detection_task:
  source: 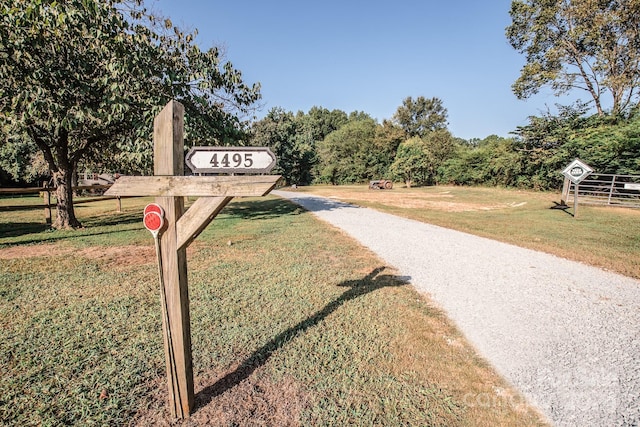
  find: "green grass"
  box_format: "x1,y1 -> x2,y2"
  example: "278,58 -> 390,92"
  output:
293,185 -> 640,279
0,195 -> 546,426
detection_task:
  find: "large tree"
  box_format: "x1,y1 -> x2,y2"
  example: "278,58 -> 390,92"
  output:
388,137 -> 432,188
293,106 -> 348,183
369,120 -> 405,178
393,96 -> 448,138
0,0 -> 260,228
389,129 -> 455,187
316,115 -> 377,184
506,0 -> 640,116
297,106 -> 348,143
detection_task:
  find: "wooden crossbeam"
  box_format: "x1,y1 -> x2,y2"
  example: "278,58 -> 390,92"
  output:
104,175 -> 280,197
176,196 -> 233,251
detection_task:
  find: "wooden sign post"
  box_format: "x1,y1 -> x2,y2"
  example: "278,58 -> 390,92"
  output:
105,100 -> 280,419
561,159 -> 593,219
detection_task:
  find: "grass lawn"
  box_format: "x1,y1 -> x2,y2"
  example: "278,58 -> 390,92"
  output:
0,194 -> 547,426
291,184 -> 640,280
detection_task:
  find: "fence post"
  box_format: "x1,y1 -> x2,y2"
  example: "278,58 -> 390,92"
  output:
607,175 -> 617,206
43,183 -> 52,225
116,196 -> 122,213
574,183 -> 580,218
561,177 -> 570,206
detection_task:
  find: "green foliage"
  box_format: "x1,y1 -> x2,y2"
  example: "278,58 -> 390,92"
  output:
296,106 -> 348,143
439,136 -> 524,187
317,117 -> 378,184
250,107 -> 396,186
369,120 -> 405,178
507,0 -> 640,116
250,107 -> 312,185
512,110 -> 640,189
393,96 -> 448,138
312,113 -> 404,185
251,96 -> 637,191
571,117 -> 640,175
247,97 -> 449,187
439,113 -> 640,191
389,137 -> 431,187
425,128 -> 456,182
249,106 -> 355,185
0,0 -> 260,227
390,130 -> 456,187
0,133 -> 48,184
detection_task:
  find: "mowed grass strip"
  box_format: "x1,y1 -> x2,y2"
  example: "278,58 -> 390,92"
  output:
1,195 -> 546,426
293,185 -> 640,279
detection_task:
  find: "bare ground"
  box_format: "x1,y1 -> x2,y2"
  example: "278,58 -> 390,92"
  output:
303,187 -> 528,212
130,368 -> 309,427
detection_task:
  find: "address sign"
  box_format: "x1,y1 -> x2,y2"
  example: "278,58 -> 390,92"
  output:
185,146 -> 276,174
562,159 -> 593,184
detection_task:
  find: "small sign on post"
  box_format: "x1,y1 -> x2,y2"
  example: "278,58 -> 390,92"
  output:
562,159 -> 593,218
144,203 -> 165,237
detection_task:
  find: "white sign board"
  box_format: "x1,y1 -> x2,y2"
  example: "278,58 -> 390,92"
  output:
624,183 -> 640,190
185,147 -> 276,174
562,159 -> 593,184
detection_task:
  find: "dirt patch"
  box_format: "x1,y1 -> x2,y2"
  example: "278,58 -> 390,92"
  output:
0,243 -> 73,260
0,242 -> 206,272
0,243 -> 156,269
325,190 -> 524,212
79,245 -> 156,269
130,368 -> 310,427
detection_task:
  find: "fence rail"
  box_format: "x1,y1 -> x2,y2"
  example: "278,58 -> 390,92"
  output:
0,184 -> 121,224
563,174 -> 640,209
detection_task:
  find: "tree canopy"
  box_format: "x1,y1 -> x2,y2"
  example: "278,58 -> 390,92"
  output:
393,96 -> 448,138
0,0 -> 260,228
389,129 -> 456,187
316,116 -> 378,184
506,0 -> 640,116
251,107 -> 309,186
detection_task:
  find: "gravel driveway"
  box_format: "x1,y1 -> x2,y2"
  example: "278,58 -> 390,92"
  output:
274,190 -> 640,427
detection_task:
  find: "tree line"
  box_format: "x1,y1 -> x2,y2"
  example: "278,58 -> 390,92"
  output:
249,96 -> 451,188
249,101 -> 640,191
1,0 -> 639,228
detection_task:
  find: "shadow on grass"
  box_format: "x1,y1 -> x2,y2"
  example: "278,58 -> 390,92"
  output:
0,198 -> 298,245
0,222 -> 52,238
221,197 -> 304,220
79,211 -> 142,228
0,212 -> 142,245
550,201 -> 574,217
194,267 -> 410,412
272,191 -> 360,214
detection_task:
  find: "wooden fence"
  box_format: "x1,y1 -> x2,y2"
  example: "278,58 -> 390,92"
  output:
0,185 -> 122,224
562,173 -> 640,209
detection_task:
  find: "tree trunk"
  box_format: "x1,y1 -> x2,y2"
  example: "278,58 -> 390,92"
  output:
53,168 -> 82,229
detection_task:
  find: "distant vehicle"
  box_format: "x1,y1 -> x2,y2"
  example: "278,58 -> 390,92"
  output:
369,179 -> 393,190
76,173 -> 117,195
77,173 -> 116,187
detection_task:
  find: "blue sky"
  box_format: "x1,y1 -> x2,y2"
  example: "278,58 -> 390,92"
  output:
151,0 -> 580,140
